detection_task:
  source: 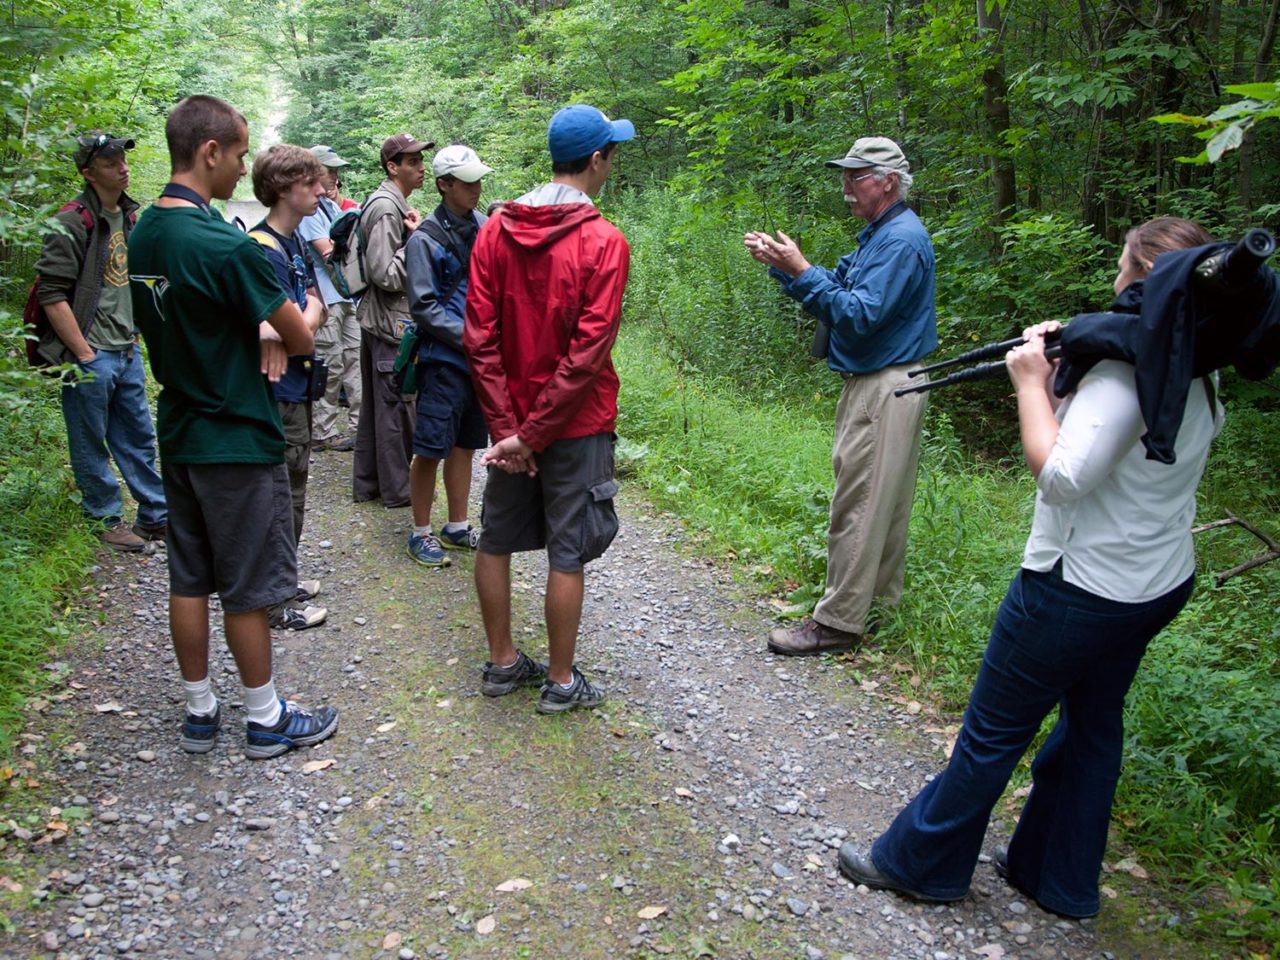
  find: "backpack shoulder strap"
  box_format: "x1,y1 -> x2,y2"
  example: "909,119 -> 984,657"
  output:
248,230 -> 280,251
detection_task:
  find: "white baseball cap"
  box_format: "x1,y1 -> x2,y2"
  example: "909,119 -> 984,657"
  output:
432,144 -> 493,182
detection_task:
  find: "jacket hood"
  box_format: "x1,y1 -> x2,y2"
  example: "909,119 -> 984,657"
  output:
497,202 -> 601,251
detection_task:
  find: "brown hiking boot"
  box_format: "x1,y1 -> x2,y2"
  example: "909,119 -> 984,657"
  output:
101,523 -> 146,553
767,618 -> 860,657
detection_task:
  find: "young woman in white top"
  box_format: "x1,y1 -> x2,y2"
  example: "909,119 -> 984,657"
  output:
836,217 -> 1223,918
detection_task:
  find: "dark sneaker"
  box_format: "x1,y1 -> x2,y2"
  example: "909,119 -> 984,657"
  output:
295,580 -> 322,603
132,522 -> 167,543
439,524 -> 481,551
180,703 -> 222,754
101,522 -> 146,552
537,666 -> 605,714
407,532 -> 450,567
767,619 -> 860,657
482,651 -> 548,697
316,434 -> 354,452
269,603 -> 328,631
245,699 -> 339,759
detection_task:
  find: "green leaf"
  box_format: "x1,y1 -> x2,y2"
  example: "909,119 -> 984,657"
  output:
1206,122 -> 1246,163
1151,112 -> 1211,126
1222,81 -> 1280,100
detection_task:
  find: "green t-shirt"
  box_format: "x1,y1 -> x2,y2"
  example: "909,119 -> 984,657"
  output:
127,206 -> 288,464
89,208 -> 135,350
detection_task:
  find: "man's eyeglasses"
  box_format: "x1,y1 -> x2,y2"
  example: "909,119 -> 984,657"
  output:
842,170 -> 877,185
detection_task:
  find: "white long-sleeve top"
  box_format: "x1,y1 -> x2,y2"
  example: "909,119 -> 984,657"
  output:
1022,360 -> 1224,602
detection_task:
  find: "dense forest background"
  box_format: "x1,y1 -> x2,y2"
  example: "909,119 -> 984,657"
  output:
2,0 -> 1279,952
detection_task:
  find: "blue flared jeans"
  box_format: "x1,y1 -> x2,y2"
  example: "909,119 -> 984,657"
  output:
60,347 -> 167,528
871,564 -> 1193,917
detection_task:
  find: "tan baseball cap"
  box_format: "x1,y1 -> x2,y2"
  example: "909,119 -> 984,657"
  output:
825,136 -> 909,172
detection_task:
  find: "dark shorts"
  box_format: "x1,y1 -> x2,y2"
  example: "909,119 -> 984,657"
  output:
412,361 -> 487,459
479,433 -> 619,573
163,462 -> 297,613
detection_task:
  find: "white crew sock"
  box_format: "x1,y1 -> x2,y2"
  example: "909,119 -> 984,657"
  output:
243,680 -> 283,727
182,677 -> 217,717
413,525 -> 431,537
442,520 -> 469,534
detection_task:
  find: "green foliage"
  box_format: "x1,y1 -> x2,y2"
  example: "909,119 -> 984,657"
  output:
1154,80 -> 1280,164
0,370 -> 97,760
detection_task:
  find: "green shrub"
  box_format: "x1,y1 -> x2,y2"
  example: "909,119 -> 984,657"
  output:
0,335 -> 97,760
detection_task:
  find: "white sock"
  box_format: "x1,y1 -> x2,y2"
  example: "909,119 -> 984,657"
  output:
182,677 -> 217,717
443,520 -> 469,534
413,525 -> 431,537
243,680 -> 282,727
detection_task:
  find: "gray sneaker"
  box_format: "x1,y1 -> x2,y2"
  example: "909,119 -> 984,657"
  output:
537,666 -> 605,714
481,651 -> 548,697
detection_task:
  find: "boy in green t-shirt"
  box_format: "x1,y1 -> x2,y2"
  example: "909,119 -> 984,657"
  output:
128,95 -> 338,759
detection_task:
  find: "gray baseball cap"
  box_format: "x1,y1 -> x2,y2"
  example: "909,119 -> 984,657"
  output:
73,132 -> 135,169
825,136 -> 909,172
310,144 -> 350,168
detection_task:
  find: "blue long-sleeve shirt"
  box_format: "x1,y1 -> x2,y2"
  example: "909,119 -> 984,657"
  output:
770,202 -> 937,375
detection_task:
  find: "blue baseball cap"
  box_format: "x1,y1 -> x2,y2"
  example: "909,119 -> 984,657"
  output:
547,104 -> 635,163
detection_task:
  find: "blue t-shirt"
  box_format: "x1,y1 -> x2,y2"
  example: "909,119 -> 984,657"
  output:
296,197 -> 349,305
250,221 -> 318,404
772,202 -> 937,375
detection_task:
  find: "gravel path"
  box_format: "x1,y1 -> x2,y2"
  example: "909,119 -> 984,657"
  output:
1,445 -> 1193,960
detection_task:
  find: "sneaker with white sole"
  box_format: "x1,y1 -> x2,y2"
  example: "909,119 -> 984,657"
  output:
180,703 -> 222,754
245,699 -> 339,759
537,666 -> 605,714
481,650 -> 548,697
295,580 -> 322,603
269,603 -> 327,630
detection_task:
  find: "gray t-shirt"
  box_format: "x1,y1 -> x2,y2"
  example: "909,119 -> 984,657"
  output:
89,207 -> 136,350
297,196 -> 349,305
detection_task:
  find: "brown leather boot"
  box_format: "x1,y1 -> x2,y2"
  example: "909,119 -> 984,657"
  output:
100,523 -> 145,553
767,618 -> 860,656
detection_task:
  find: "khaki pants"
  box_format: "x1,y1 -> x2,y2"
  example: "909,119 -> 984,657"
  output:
278,400 -> 312,547
313,299 -> 362,441
812,363 -> 928,634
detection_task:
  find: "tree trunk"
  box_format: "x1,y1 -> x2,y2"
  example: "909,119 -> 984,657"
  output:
1238,0 -> 1280,208
976,0 -> 1016,240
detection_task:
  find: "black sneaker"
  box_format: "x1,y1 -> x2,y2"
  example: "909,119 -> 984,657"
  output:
294,580 -> 322,603
481,651 -> 548,697
268,603 -> 327,630
245,699 -> 339,759
180,703 -> 222,754
537,666 -> 605,714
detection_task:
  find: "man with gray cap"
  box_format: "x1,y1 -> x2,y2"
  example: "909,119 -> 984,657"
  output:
403,145 -> 494,567
353,132 -> 432,508
297,144 -> 361,452
34,131 -> 167,552
745,136 -> 936,657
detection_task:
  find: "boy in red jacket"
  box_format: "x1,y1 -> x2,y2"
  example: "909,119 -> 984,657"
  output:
463,104 -> 633,713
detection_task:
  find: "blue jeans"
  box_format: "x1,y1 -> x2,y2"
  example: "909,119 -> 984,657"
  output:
871,565 -> 1193,917
61,347 -> 166,528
